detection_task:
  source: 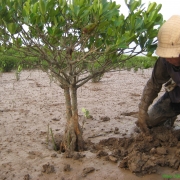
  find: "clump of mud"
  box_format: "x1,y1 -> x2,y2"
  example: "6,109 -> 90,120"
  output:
98,126 -> 180,175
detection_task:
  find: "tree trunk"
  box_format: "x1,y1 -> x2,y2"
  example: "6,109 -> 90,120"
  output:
60,86 -> 84,155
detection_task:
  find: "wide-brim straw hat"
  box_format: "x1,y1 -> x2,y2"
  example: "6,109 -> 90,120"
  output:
155,15 -> 180,58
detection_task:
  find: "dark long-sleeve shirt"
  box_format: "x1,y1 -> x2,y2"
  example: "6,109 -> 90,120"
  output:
162,58 -> 180,103
139,57 -> 180,111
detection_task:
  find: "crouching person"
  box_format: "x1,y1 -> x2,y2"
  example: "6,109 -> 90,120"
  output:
136,15 -> 180,134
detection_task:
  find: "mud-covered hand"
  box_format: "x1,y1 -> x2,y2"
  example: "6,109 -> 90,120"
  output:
135,109 -> 150,134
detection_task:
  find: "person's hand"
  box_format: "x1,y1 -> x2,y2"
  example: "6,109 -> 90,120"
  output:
135,109 -> 150,135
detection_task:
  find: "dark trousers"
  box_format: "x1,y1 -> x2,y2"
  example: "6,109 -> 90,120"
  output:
147,92 -> 180,127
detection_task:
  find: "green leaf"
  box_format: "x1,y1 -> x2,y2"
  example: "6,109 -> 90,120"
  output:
58,16 -> 66,26
39,0 -> 46,15
24,17 -> 29,24
149,10 -> 158,22
139,35 -> 146,49
148,29 -> 158,39
135,17 -> 143,30
32,2 -> 38,14
16,38 -> 22,47
127,34 -> 137,43
7,23 -> 17,34
156,4 -> 162,12
107,27 -> 113,36
23,4 -> 30,16
129,1 -> 140,12
147,2 -> 157,13
53,16 -> 58,26
47,27 -> 53,35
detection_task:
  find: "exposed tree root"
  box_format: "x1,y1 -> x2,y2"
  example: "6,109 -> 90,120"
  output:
60,120 -> 84,156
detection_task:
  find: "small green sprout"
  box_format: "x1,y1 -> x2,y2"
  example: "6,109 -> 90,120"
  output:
15,65 -> 22,81
81,108 -> 90,118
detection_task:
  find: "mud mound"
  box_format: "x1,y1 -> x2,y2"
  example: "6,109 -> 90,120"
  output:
98,126 -> 180,175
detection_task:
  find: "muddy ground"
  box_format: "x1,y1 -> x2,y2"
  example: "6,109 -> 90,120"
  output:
0,69 -> 180,180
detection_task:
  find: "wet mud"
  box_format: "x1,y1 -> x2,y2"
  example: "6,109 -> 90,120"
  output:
96,126 -> 180,175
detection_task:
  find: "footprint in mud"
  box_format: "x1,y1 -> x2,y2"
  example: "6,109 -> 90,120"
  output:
27,151 -> 42,159
100,116 -> 110,121
42,163 -> 55,174
24,174 -> 30,180
82,167 -> 95,177
63,164 -> 71,172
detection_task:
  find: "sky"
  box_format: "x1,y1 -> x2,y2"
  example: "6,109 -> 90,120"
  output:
115,0 -> 180,20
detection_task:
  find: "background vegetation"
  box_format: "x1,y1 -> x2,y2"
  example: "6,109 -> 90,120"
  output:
0,49 -> 157,73
0,49 -> 39,72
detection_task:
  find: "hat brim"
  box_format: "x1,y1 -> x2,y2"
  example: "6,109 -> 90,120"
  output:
155,46 -> 180,58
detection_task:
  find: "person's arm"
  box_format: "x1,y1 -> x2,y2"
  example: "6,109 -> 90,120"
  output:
136,57 -> 170,133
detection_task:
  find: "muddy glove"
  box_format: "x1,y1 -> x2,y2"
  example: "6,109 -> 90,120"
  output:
136,108 -> 150,134
136,78 -> 160,134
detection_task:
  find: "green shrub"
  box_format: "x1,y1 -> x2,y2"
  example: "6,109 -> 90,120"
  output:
0,48 -> 40,72
0,56 -> 19,72
23,56 -> 39,69
118,55 -> 157,71
0,48 -> 158,74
